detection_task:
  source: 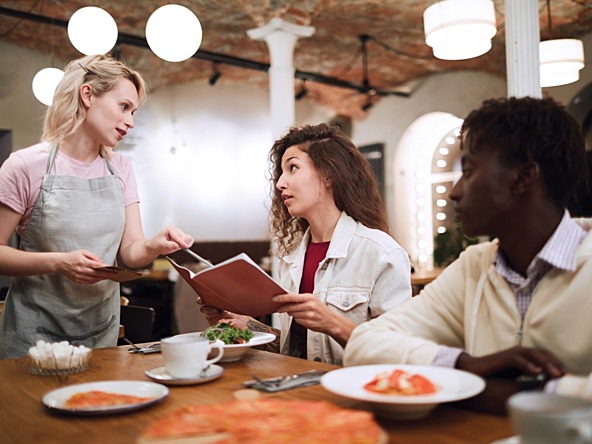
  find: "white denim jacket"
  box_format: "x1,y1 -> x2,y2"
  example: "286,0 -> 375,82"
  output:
277,212 -> 411,365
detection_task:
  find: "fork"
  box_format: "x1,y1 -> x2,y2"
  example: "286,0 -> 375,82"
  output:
251,374 -> 286,387
122,337 -> 142,352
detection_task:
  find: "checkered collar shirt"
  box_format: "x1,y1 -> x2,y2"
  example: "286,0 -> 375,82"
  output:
494,211 -> 586,320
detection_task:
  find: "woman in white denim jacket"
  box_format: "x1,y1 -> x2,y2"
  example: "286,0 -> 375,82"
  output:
199,123 -> 411,364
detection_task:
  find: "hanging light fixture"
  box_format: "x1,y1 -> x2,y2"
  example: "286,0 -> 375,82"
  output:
539,1 -> 585,88
146,4 -> 202,63
423,0 -> 497,61
32,67 -> 64,106
295,79 -> 308,100
67,6 -> 118,55
208,63 -> 221,86
540,39 -> 585,87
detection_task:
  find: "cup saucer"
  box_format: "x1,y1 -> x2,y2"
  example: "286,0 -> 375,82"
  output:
145,364 -> 224,386
490,436 -> 520,444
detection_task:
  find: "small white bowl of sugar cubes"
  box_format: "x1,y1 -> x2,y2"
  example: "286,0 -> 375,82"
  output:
27,340 -> 92,376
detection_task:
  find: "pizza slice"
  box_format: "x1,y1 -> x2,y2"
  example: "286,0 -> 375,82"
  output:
65,390 -> 155,409
364,369 -> 437,396
140,398 -> 386,444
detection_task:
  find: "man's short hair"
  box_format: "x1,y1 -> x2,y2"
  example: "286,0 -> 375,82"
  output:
460,96 -> 586,208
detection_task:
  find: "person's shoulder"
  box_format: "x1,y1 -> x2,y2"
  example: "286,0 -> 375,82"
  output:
106,151 -> 134,176
108,150 -> 132,167
576,226 -> 592,259
6,141 -> 50,169
574,218 -> 592,232
456,239 -> 498,267
352,222 -> 404,253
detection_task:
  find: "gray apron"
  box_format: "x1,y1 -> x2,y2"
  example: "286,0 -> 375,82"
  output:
0,144 -> 125,358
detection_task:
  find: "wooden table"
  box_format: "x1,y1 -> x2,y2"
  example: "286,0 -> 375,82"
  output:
0,347 -> 514,443
411,268 -> 443,295
411,268 -> 443,287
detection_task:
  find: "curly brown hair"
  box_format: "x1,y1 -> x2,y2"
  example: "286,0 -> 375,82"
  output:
461,96 -> 586,208
268,123 -> 388,256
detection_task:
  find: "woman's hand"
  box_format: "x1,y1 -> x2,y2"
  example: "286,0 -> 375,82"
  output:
195,296 -> 251,329
56,250 -> 115,284
273,293 -> 356,347
119,204 -> 194,268
147,226 -> 193,256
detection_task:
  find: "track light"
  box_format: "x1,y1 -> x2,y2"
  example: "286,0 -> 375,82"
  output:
361,96 -> 373,111
295,80 -> 308,100
208,63 -> 221,86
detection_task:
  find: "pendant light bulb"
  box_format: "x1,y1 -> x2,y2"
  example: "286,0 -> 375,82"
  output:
146,4 -> 203,62
68,7 -> 118,55
32,67 -> 64,106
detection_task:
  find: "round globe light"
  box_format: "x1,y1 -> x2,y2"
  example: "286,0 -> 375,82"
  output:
146,4 -> 202,62
32,67 -> 64,106
68,6 -> 118,55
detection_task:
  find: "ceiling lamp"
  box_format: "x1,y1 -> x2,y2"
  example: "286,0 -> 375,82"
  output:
538,1 -> 585,88
208,63 -> 221,86
423,0 -> 497,61
32,67 -> 64,106
540,39 -> 585,88
146,4 -> 202,63
67,7 -> 118,55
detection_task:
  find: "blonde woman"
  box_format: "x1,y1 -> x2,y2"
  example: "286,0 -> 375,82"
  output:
0,55 -> 193,358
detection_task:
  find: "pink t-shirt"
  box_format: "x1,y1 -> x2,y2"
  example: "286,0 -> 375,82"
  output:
0,142 -> 139,236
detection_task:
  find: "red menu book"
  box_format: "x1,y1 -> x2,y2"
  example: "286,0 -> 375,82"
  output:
167,250 -> 285,317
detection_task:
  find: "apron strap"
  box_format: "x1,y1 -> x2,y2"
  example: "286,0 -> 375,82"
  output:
46,144 -> 59,174
101,154 -> 118,176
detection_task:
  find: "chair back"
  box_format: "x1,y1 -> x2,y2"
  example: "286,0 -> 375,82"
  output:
119,304 -> 156,344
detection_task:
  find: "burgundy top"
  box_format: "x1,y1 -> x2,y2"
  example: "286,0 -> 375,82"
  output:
288,241 -> 330,360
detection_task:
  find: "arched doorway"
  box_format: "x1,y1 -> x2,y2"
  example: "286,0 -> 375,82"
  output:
393,112 -> 462,271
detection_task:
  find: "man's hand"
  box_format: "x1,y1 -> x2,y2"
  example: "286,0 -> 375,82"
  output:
456,346 -> 566,379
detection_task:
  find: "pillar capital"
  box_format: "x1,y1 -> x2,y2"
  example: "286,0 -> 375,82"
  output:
247,18 -> 315,139
247,18 -> 315,41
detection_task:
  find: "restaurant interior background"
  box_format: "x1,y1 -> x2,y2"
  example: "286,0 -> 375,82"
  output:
0,0 -> 591,282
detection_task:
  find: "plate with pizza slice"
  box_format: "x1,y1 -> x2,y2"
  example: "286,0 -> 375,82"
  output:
42,380 -> 169,416
321,364 -> 485,419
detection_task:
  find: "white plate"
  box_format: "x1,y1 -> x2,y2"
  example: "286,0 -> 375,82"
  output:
145,364 -> 224,386
490,436 -> 520,444
321,364 -> 485,420
177,331 -> 276,362
42,380 -> 168,416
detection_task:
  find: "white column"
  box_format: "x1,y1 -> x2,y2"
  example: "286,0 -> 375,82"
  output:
248,18 -> 315,139
505,0 -> 541,98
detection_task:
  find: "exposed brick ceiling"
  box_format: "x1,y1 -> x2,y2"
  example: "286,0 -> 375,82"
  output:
1,0 -> 591,120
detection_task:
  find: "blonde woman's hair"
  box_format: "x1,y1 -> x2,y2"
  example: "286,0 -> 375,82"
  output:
42,54 -> 147,157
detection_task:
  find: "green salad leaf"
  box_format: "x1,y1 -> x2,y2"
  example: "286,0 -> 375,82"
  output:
201,322 -> 254,345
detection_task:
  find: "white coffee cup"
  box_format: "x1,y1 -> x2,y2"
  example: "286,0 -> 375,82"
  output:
508,392 -> 592,444
161,334 -> 224,379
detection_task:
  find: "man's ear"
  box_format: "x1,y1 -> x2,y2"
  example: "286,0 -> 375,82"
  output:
80,84 -> 92,107
512,161 -> 539,195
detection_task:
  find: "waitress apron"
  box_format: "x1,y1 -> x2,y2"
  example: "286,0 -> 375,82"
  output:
0,144 -> 125,358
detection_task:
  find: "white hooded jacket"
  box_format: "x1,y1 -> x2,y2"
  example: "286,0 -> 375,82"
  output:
345,222 -> 592,399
